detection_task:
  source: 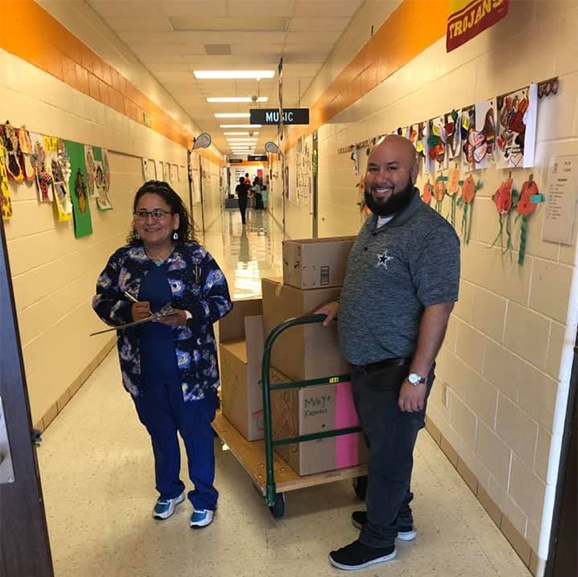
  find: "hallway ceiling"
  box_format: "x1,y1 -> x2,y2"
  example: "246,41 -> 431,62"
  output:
86,0 -> 365,158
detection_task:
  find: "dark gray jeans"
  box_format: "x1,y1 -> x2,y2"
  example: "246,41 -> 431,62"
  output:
352,363 -> 434,548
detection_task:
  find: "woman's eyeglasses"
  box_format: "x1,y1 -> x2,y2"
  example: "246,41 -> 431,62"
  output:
133,209 -> 171,221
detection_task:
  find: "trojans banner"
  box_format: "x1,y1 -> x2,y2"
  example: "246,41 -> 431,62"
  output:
446,0 -> 509,52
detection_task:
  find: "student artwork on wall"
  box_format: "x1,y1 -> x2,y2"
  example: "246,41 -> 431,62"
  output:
46,137 -> 73,222
473,99 -> 497,169
458,174 -> 481,244
142,158 -> 152,180
515,174 -> 543,264
84,145 -> 96,197
158,161 -> 164,181
30,132 -> 54,203
17,127 -> 35,183
0,123 -> 25,182
496,84 -> 538,169
65,140 -> 93,237
92,147 -> 112,211
428,116 -> 447,171
445,110 -> 461,161
0,143 -> 13,220
169,164 -> 177,183
460,105 -> 476,171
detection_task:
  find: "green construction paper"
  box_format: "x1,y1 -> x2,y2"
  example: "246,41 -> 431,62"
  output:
65,140 -> 93,238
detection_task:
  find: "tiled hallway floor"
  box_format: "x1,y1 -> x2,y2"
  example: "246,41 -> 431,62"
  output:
37,208 -> 531,577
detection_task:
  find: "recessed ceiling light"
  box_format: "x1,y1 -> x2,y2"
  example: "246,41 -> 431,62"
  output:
195,70 -> 275,80
220,124 -> 262,129
214,113 -> 251,118
207,97 -> 268,103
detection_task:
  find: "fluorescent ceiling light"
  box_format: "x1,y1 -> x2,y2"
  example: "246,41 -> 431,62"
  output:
223,132 -> 255,136
207,97 -> 268,103
220,124 -> 262,129
227,138 -> 258,142
214,113 -> 251,118
196,70 -> 275,80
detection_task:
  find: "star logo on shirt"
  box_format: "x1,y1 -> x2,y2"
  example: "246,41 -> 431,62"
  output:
375,250 -> 394,269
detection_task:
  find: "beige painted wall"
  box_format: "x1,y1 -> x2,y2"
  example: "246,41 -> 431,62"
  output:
0,4 -> 223,429
282,0 -> 578,568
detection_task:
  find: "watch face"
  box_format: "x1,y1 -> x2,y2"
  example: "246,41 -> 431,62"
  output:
408,373 -> 421,385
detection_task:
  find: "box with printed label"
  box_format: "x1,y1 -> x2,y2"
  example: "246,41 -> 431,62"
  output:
282,236 -> 355,290
219,299 -> 264,441
261,277 -> 349,382
270,369 -> 367,476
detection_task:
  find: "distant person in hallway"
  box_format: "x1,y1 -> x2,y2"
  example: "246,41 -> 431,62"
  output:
252,176 -> 264,210
316,135 -> 460,571
235,176 -> 249,224
92,180 -> 232,529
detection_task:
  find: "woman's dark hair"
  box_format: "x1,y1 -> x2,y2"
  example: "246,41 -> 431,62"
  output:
127,180 -> 196,244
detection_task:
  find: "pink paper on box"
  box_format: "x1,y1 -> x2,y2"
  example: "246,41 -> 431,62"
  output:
335,381 -> 360,469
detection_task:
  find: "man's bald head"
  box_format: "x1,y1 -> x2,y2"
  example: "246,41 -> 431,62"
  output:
363,135 -> 419,217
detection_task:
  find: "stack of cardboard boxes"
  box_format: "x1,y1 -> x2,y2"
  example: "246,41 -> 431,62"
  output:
219,236 -> 368,476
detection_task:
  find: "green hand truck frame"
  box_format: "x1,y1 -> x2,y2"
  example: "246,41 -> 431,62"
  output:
212,314 -> 368,519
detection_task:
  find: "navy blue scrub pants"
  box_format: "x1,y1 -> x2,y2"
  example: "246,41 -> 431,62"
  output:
352,363 -> 434,549
133,382 -> 219,512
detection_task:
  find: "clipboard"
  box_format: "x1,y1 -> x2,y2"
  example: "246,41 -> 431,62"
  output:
90,304 -> 176,337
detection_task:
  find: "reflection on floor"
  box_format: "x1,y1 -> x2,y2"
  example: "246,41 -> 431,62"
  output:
37,208 -> 531,577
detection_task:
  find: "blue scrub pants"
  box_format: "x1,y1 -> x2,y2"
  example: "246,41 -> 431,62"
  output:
133,382 -> 219,512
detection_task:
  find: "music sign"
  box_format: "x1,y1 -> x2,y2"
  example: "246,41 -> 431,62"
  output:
249,108 -> 310,125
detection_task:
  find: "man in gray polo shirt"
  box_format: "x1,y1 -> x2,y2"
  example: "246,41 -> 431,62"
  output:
318,135 -> 460,571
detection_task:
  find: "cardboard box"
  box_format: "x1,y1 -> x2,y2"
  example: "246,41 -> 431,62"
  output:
261,278 -> 349,381
282,236 -> 355,290
219,299 -> 265,441
270,369 -> 367,476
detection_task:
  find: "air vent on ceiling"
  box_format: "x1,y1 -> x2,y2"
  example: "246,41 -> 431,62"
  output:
204,44 -> 232,56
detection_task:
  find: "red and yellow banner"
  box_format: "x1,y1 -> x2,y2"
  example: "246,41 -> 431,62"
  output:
446,0 -> 509,52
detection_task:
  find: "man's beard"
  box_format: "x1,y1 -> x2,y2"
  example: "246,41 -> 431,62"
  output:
364,179 -> 415,216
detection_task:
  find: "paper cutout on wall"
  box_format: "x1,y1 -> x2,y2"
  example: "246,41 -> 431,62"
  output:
446,167 -> 461,227
460,105 -> 476,171
17,127 -> 35,182
496,84 -> 538,169
428,116 -> 447,171
30,132 -> 54,202
473,99 -> 497,169
65,140 -> 93,237
1,123 -> 24,181
458,174 -> 481,244
515,174 -> 543,265
445,110 -> 461,161
84,145 -> 96,197
0,144 -> 13,220
142,158 -> 151,180
491,174 -> 515,253
46,137 -> 73,221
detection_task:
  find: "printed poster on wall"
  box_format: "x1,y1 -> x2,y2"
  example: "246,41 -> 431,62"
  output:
65,140 -> 93,237
446,0 -> 510,52
496,83 -> 538,169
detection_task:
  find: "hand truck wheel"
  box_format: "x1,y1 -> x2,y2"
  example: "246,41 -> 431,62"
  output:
269,493 -> 285,519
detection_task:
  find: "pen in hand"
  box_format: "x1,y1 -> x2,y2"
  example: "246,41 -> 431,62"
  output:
123,291 -> 139,303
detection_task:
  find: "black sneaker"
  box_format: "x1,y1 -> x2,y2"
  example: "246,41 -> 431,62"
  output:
351,510 -> 417,541
329,540 -> 396,570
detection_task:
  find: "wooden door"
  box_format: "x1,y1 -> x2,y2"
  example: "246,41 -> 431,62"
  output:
0,218 -> 54,577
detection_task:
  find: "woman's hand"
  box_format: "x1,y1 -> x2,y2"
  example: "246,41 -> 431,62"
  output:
156,309 -> 189,327
131,301 -> 151,321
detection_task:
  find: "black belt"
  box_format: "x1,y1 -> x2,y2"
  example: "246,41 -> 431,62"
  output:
350,357 -> 411,373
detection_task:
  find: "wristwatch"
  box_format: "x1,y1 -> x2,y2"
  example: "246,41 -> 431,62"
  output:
407,372 -> 426,385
